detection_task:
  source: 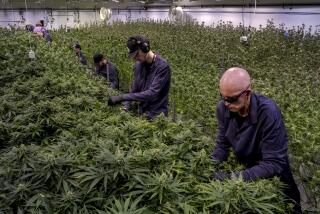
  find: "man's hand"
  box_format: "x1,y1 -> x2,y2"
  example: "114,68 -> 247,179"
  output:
108,95 -> 123,106
213,171 -> 242,181
213,171 -> 231,181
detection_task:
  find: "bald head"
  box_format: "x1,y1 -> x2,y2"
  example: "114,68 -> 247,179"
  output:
220,67 -> 251,95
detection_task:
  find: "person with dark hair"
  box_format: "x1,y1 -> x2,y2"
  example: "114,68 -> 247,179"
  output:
40,20 -> 44,27
73,44 -> 87,65
25,21 -> 34,32
108,35 -> 171,120
33,20 -> 52,43
33,21 -> 44,37
212,67 -> 302,213
93,53 -> 119,89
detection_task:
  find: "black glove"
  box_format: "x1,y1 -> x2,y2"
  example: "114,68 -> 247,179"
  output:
108,95 -> 123,106
213,171 -> 231,181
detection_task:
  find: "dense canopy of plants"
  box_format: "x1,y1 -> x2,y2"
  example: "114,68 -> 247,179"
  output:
0,20 -> 319,213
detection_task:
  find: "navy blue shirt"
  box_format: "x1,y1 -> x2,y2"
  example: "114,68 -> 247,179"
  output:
212,93 -> 291,181
122,54 -> 171,119
43,30 -> 52,43
77,52 -> 87,65
95,61 -> 119,89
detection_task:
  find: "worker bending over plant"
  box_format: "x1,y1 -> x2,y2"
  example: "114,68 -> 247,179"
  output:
108,35 -> 171,120
212,67 -> 302,213
33,20 -> 52,43
73,44 -> 87,66
93,53 -> 119,90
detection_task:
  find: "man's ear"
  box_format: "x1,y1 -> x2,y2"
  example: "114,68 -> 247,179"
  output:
246,90 -> 252,99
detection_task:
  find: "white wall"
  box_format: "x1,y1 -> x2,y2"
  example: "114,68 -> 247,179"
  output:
184,7 -> 320,29
0,6 -> 319,32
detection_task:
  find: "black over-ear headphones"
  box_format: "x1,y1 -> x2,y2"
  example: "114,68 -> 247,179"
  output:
135,38 -> 150,53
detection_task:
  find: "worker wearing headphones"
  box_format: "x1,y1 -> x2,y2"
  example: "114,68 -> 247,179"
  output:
108,35 -> 171,120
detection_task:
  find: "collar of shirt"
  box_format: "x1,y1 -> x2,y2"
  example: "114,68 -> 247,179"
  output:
225,92 -> 258,125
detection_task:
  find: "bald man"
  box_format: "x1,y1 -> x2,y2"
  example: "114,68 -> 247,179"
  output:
212,67 -> 301,213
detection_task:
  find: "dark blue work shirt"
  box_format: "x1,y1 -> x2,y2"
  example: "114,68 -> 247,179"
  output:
43,30 -> 52,43
212,92 -> 291,181
77,52 -> 87,65
122,54 -> 171,119
95,61 -> 119,89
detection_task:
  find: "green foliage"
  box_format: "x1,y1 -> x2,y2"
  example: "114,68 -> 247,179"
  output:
0,20 -> 319,212
105,197 -> 147,214
197,179 -> 287,213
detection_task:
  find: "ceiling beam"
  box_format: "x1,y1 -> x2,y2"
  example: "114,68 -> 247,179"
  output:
1,0 -> 320,10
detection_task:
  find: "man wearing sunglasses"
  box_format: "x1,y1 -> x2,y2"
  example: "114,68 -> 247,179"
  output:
108,35 -> 171,120
212,67 -> 301,213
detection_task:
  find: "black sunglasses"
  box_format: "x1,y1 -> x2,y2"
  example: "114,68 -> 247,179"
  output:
220,85 -> 250,103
